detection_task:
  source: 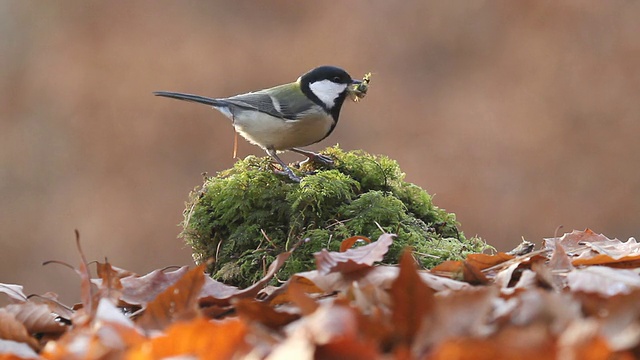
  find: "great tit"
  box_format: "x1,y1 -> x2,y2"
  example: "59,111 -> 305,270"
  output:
154,65 -> 362,182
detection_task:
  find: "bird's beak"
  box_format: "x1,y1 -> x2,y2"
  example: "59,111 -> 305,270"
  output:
347,77 -> 368,101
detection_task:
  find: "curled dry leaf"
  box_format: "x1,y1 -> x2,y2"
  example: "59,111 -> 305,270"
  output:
339,236 -> 371,252
314,233 -> 394,275
199,251 -> 292,307
545,229 -> 640,261
136,264 -> 206,332
0,284 -> 28,304
5,302 -> 67,335
120,266 -> 190,306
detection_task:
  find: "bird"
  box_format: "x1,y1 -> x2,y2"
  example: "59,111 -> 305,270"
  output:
154,65 -> 362,182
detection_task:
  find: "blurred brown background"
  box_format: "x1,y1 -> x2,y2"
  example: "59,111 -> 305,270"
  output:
2,1 -> 639,303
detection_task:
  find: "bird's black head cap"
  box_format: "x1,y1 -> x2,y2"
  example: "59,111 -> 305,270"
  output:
299,66 -> 356,122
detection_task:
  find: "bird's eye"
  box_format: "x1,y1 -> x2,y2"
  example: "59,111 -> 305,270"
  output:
332,76 -> 341,82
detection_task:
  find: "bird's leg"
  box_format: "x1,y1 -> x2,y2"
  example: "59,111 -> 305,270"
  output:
265,148 -> 301,182
291,148 -> 334,167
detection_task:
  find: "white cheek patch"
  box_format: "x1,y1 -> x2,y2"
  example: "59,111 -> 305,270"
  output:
309,80 -> 348,108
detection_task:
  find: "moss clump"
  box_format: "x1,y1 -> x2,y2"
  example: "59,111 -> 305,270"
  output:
181,146 -> 491,287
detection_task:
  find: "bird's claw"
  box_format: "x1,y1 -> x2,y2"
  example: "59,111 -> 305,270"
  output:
271,166 -> 301,182
299,152 -> 334,168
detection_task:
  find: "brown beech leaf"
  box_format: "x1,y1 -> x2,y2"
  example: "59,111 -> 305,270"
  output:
572,254 -> 640,268
567,267 -> 640,296
547,240 -> 573,272
120,266 -> 190,306
315,233 -> 394,275
339,236 -> 371,252
430,324 -> 557,360
5,302 -> 67,335
414,287 -> 498,354
126,318 -> 247,360
136,264 -> 206,332
544,228 -> 604,253
0,284 -> 28,303
234,298 -> 300,330
94,261 -> 124,303
295,264 -> 468,297
199,252 -> 291,306
462,261 -> 489,285
545,229 -> 640,261
286,277 -> 319,315
430,260 -> 464,280
263,276 -> 324,306
0,309 -> 40,351
390,249 -> 435,349
432,260 -> 488,285
27,293 -> 74,321
466,253 -> 515,270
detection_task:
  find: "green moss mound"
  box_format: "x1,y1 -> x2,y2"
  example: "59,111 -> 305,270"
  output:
181,146 -> 491,287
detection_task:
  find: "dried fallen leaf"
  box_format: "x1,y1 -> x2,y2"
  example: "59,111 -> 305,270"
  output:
414,287 -> 498,354
545,229 -> 640,261
572,254 -> 640,268
390,249 -> 435,350
234,298 -> 300,330
339,236 -> 371,252
466,253 -> 515,270
5,302 -> 66,336
136,264 -> 206,332
567,267 -> 640,296
0,284 -> 28,304
199,251 -> 292,307
430,324 -> 557,360
263,276 -> 324,306
315,233 -> 394,275
120,266 -> 190,306
0,309 -> 40,351
125,318 -> 247,360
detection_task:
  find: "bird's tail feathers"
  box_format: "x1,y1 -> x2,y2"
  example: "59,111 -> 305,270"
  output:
153,91 -> 225,108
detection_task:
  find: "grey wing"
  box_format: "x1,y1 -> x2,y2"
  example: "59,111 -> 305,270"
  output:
224,84 -> 317,120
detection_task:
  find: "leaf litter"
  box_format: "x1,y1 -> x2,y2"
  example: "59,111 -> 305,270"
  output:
2,229 -> 640,358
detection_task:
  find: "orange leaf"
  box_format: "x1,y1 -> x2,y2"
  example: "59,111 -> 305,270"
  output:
286,278 -> 319,315
572,254 -> 640,268
462,261 -> 489,285
430,260 -> 464,280
315,335 -> 380,359
339,236 -> 371,252
466,253 -> 515,270
126,318 -> 247,360
390,249 -> 435,348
